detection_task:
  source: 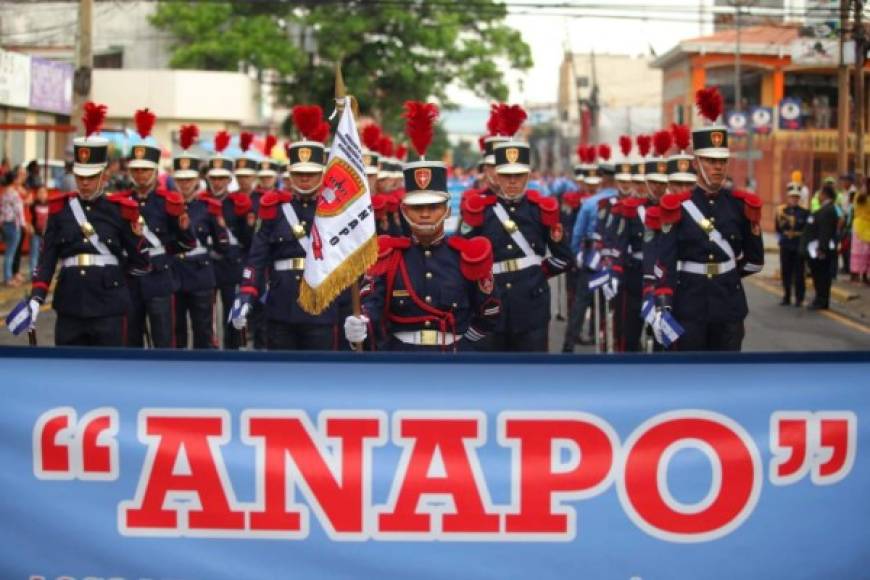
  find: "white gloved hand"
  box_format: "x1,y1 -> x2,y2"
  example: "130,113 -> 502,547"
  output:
28,299 -> 39,330
344,315 -> 369,343
575,251 -> 584,268
228,298 -> 251,330
652,308 -> 665,346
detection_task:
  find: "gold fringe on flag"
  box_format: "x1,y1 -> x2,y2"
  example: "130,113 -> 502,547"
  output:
297,234 -> 379,315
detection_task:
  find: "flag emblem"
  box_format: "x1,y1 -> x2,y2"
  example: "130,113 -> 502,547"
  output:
133,146 -> 146,159
414,168 -> 432,190
299,148 -> 312,163
506,148 -> 519,163
77,147 -> 91,163
711,131 -> 725,147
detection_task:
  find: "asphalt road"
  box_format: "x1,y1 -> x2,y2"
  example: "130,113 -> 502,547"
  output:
1,274 -> 866,352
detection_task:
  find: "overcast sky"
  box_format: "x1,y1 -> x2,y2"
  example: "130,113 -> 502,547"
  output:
447,0 -> 810,107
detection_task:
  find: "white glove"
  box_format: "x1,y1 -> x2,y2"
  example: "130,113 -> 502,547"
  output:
228,298 -> 250,330
575,251 -> 584,268
602,277 -> 619,301
344,315 -> 369,343
28,299 -> 39,330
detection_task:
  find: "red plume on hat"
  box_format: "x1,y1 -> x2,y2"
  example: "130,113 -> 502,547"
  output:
671,123 -> 691,152
636,135 -> 652,158
291,105 -> 325,141
378,135 -> 394,158
309,120 -> 330,144
619,135 -> 632,158
283,141 -> 293,159
403,100 -> 440,159
497,104 -> 527,137
263,134 -> 277,157
653,130 -> 672,157
82,101 -> 107,138
134,108 -> 156,139
239,131 -> 254,153
598,144 -> 611,162
478,135 -> 488,153
179,124 -> 199,151
214,130 -> 231,154
575,143 -> 585,163
362,124 -> 382,151
487,104 -> 502,135
395,144 -> 408,161
696,87 -> 724,124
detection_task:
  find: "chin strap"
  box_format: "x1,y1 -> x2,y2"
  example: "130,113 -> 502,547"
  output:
401,207 -> 449,235
695,159 -> 722,194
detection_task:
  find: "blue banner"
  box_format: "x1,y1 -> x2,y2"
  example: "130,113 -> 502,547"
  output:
1,348 -> 869,579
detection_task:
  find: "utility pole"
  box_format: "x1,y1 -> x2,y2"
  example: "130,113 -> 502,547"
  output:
733,0 -> 755,189
856,0 -> 866,179
837,0 -> 850,176
71,0 -> 94,145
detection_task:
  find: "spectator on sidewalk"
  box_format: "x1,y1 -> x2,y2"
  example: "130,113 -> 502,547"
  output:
1,165 -> 27,287
851,185 -> 870,286
838,173 -> 857,276
24,160 -> 43,191
59,160 -> 76,193
804,184 -> 839,310
27,186 -> 50,280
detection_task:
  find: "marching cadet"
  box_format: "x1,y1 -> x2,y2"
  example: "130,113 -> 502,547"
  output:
205,131 -> 254,349
230,108 -> 340,350
7,103 -> 150,346
344,101 -> 501,351
776,184 -> 810,307
256,134 -> 281,208
170,125 -> 230,349
560,148 -> 593,352
667,124 -> 696,195
120,109 -> 197,348
463,134 -> 572,351
804,183 -> 838,310
654,87 -> 764,351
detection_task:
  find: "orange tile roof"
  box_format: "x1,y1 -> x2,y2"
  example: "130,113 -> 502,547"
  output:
683,24 -> 801,47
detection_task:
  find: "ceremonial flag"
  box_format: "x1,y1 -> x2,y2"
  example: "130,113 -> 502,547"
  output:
298,97 -> 378,314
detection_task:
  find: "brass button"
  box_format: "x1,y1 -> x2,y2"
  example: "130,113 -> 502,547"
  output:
425,272 -> 433,279
424,320 -> 431,327
113,281 -> 119,287
301,220 -> 307,226
708,254 -> 715,260
79,269 -> 86,276
452,302 -> 458,308
507,244 -> 513,250
425,295 -> 432,303
303,202 -> 309,208
510,206 -> 516,212
506,282 -> 512,289
295,275 -> 301,281
279,237 -> 284,242
424,250 -> 432,258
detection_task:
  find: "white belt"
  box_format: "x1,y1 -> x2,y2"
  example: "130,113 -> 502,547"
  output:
61,254 -> 119,268
394,330 -> 457,346
601,248 -> 621,258
677,259 -> 736,277
492,255 -> 542,275
147,247 -> 166,257
274,257 -> 306,271
630,251 -> 643,260
178,247 -> 208,259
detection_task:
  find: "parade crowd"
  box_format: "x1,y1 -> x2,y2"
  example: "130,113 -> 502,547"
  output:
4,87 -> 868,353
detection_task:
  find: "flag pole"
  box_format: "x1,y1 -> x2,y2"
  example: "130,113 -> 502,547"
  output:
335,62 -> 364,350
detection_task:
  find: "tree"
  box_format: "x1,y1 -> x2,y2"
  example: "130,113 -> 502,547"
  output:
151,0 -> 533,138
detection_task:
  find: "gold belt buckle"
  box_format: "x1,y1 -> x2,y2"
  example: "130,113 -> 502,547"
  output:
420,329 -> 439,346
292,257 -> 305,270
77,254 -> 95,267
291,224 -> 306,239
504,259 -> 519,273
81,221 -> 96,237
705,262 -> 720,277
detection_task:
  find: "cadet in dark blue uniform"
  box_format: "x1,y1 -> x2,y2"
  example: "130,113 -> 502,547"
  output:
231,139 -> 341,350
205,131 -> 253,349
8,102 -> 151,346
462,140 -> 572,351
170,125 -> 230,349
654,88 -> 764,351
121,109 -> 197,348
776,185 -> 810,306
344,158 -> 501,351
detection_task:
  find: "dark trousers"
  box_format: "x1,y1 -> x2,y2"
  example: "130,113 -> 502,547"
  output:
562,270 -> 592,351
779,246 -> 805,304
249,300 -> 267,350
56,314 -> 124,347
810,255 -> 833,308
489,325 -> 549,352
676,320 -> 745,351
127,294 -> 174,348
267,321 -> 336,351
174,289 -> 215,349
217,284 -> 242,350
619,288 -> 644,352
